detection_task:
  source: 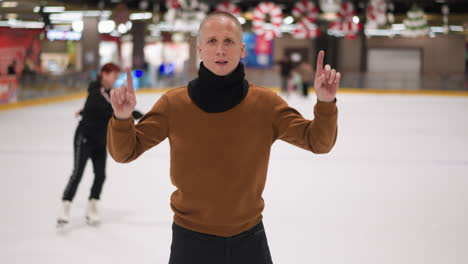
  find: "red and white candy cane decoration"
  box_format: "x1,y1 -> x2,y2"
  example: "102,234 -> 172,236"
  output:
165,0 -> 181,23
292,0 -> 320,39
253,2 -> 283,41
166,0 -> 181,9
328,1 -> 361,38
366,0 -> 386,28
215,2 -> 241,17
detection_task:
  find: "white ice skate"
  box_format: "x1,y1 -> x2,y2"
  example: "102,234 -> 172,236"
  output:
86,199 -> 100,226
56,200 -> 71,228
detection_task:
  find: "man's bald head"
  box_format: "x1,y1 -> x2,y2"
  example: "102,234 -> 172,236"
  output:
198,11 -> 243,43
197,11 -> 246,76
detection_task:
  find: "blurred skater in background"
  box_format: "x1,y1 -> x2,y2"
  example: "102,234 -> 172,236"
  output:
57,63 -> 142,227
276,55 -> 294,95
297,60 -> 315,98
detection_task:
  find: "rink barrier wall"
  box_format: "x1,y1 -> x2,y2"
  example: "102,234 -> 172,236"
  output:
1,87 -> 467,112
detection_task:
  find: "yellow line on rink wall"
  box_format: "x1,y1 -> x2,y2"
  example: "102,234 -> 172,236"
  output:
0,92 -> 87,111
265,87 -> 468,97
0,88 -> 177,112
337,88 -> 468,97
1,87 -> 467,112
136,87 -> 177,94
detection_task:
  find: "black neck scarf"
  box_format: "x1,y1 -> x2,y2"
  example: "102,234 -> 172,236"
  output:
188,61 -> 249,113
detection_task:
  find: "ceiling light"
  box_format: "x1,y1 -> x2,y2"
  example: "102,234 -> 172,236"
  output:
283,16 -> 294,25
34,6 -> 65,13
237,17 -> 246,25
72,20 -> 83,32
85,11 -> 102,17
353,16 -> 360,24
392,24 -> 405,30
125,21 -> 132,30
98,20 -> 115,33
6,13 -> 18,19
430,26 -> 445,33
117,23 -> 127,34
0,20 -> 45,29
50,12 -> 82,21
129,12 -> 152,20
47,30 -> 82,41
139,0 -> 149,10
2,2 -> 18,8
449,25 -> 463,32
321,12 -> 337,21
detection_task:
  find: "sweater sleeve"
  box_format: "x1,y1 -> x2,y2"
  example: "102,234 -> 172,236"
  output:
107,94 -> 170,163
272,94 -> 338,154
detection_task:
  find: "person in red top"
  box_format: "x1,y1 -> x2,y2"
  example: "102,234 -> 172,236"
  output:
108,11 -> 341,264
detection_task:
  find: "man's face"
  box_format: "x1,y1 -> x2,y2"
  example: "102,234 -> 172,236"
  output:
198,16 -> 245,76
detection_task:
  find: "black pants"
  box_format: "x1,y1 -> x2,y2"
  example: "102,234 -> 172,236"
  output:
302,81 -> 310,97
280,77 -> 288,93
62,124 -> 107,201
169,222 -> 273,264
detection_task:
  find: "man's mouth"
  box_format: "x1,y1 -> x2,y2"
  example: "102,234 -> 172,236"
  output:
215,60 -> 228,65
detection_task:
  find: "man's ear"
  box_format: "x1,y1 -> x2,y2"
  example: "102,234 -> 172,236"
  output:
197,44 -> 202,60
240,43 -> 246,58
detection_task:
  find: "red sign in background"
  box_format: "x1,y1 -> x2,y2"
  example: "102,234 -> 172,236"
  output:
0,28 -> 43,77
0,28 -> 42,103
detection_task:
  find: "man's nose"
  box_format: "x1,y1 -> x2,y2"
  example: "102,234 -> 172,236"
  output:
215,44 -> 226,55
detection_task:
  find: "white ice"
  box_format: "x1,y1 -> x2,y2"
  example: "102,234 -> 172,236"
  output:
1,92 -> 468,264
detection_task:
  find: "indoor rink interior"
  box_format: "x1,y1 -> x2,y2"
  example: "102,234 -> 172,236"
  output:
1,0 -> 468,263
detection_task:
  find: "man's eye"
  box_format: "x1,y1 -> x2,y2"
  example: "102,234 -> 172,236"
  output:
225,39 -> 233,44
208,39 -> 216,44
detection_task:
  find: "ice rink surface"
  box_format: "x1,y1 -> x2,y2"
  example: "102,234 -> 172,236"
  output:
1,91 -> 467,264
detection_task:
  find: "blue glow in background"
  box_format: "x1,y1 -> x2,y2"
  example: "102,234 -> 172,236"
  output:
113,70 -> 142,90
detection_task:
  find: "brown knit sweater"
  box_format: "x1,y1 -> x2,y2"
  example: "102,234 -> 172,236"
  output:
107,85 -> 338,237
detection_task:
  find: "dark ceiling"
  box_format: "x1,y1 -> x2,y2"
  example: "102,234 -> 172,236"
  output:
56,0 -> 468,14
1,0 -> 467,25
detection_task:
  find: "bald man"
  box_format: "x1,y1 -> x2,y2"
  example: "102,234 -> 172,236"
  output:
108,11 -> 340,264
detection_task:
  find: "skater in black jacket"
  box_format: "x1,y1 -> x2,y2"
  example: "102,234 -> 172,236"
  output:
57,63 -> 143,226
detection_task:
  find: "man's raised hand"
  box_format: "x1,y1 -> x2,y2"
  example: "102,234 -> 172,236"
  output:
314,50 -> 340,103
110,68 -> 136,119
